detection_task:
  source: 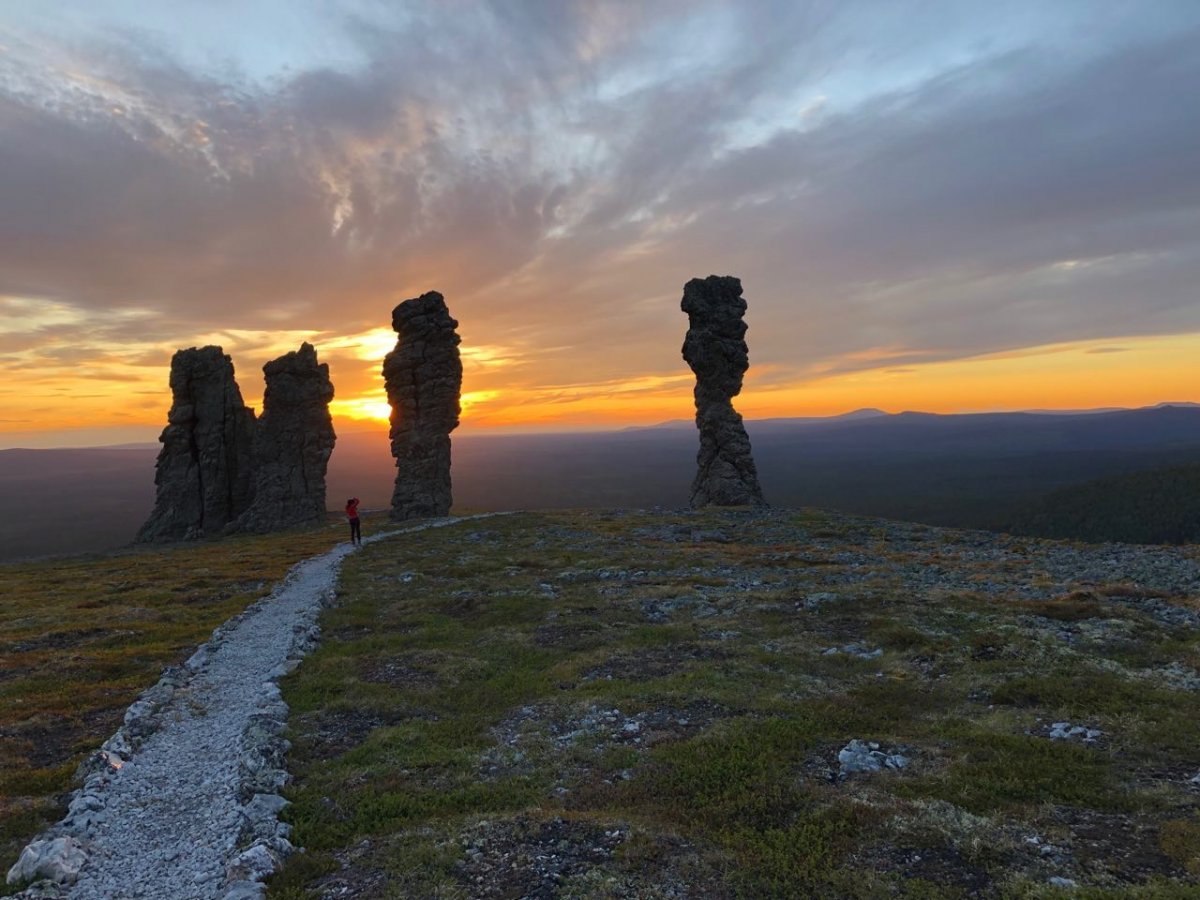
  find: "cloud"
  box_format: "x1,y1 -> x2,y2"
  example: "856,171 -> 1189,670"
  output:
0,0 -> 1198,414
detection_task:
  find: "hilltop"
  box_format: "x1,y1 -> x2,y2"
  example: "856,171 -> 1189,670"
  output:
3,508 -> 1200,897
264,508 -> 1200,897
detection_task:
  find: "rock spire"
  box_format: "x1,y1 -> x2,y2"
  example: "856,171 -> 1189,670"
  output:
680,275 -> 767,508
230,342 -> 336,533
383,290 -> 463,519
136,346 -> 257,542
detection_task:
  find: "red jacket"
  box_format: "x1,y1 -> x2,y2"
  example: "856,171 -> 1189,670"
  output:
346,499 -> 360,520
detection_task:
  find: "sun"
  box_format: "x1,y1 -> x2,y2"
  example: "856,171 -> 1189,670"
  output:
330,397 -> 392,422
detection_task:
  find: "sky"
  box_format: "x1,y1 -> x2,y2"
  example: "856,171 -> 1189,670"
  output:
2,1 -> 1199,448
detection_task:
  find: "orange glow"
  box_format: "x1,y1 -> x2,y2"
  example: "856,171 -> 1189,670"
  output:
2,330 -> 1199,447
453,333 -> 1200,428
738,334 -> 1200,418
331,397 -> 392,423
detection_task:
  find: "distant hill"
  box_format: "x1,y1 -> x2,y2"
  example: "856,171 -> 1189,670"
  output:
453,406 -> 1200,530
4,404 -> 1200,560
1004,463 -> 1200,544
628,407 -> 888,431
0,447 -> 157,560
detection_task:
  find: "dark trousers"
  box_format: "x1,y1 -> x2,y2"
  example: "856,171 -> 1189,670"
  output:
349,518 -> 361,544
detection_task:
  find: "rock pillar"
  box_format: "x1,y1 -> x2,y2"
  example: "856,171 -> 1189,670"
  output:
136,346 -> 256,542
382,291 -> 463,519
230,343 -> 336,533
680,275 -> 767,508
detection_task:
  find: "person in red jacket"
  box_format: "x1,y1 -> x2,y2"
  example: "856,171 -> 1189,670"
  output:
345,497 -> 361,546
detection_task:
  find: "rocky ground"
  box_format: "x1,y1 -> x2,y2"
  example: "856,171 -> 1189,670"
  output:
0,523 -> 353,885
3,518 -> 493,899
268,508 -> 1200,898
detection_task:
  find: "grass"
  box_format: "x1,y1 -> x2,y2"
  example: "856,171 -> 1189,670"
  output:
266,509 -> 1200,897
2,506 -> 1197,896
0,516 -> 357,879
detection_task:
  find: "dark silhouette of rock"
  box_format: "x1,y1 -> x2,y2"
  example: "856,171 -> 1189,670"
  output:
230,343 -> 336,533
383,291 -> 463,519
681,275 -> 767,508
137,346 -> 256,542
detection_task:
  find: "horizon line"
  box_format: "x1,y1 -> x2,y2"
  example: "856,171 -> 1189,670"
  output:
3,401 -> 1198,451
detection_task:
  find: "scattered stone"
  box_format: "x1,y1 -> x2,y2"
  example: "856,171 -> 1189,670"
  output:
383,291 -> 463,519
705,629 -> 741,641
238,793 -> 290,843
680,275 -> 766,508
222,881 -> 266,900
822,643 -> 883,660
1048,875 -> 1078,888
483,700 -> 730,779
856,842 -> 994,896
137,346 -> 257,542
837,739 -> 910,775
230,343 -> 336,533
1046,722 -> 1104,743
452,816 -> 627,897
14,882 -> 67,900
641,596 -> 718,621
803,591 -> 839,609
227,840 -> 285,882
9,515 -> 503,899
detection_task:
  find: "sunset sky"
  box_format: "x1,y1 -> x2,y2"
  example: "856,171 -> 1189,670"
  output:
2,1 -> 1199,448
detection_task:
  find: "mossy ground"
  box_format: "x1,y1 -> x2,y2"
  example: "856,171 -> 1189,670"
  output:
267,510 -> 1200,898
0,516 -> 359,884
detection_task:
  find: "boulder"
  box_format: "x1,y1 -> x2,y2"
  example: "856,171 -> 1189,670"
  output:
837,739 -> 909,775
6,836 -> 87,886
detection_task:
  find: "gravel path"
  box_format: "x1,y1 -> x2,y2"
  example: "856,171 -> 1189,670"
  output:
9,516 -> 498,900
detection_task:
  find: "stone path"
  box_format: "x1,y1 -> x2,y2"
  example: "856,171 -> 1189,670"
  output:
8,516 -> 498,900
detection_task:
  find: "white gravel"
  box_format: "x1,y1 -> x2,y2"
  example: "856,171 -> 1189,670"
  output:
9,515 -> 499,900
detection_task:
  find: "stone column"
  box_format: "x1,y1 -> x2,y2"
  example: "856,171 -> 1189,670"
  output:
681,275 -> 767,508
230,342 -> 336,533
383,291 -> 463,519
137,346 -> 256,542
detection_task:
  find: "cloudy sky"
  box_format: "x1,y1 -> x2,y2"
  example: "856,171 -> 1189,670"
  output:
2,1 -> 1199,446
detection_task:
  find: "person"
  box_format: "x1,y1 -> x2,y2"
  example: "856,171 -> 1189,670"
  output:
345,497 -> 361,546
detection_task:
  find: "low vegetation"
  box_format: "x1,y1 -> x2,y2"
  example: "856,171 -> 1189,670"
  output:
1005,463 -> 1200,545
267,509 -> 1200,897
0,518 -> 354,880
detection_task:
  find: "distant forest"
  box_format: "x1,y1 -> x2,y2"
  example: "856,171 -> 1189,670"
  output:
4,405 -> 1200,560
1005,463 -> 1200,545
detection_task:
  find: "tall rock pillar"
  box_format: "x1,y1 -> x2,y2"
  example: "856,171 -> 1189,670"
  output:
681,275 -> 767,508
230,342 -> 336,533
383,291 -> 463,519
136,346 -> 256,542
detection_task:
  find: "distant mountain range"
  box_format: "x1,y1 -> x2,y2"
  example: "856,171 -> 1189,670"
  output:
2,403 -> 1200,561
627,408 -> 890,431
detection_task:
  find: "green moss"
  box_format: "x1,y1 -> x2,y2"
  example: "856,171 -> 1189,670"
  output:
1158,818 -> 1200,876
0,521 -> 347,874
906,729 -> 1122,814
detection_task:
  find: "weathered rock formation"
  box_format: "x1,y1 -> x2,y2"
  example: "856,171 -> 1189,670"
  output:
383,291 -> 463,519
680,275 -> 767,508
137,346 -> 257,542
230,343 -> 336,533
